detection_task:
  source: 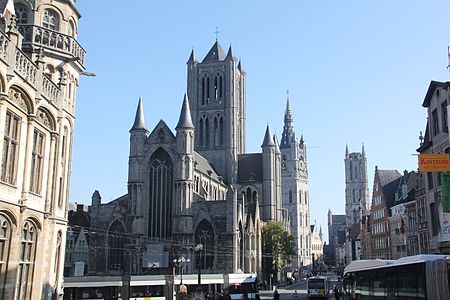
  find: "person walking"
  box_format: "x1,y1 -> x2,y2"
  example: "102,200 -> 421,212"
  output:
273,290 -> 280,300
292,290 -> 298,300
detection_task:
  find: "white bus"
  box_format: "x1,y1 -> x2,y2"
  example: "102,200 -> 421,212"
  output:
129,275 -> 166,300
64,276 -> 123,300
306,276 -> 329,298
343,254 -> 450,299
224,273 -> 258,300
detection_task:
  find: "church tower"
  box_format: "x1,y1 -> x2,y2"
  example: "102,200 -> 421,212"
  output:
280,96 -> 312,270
344,144 -> 370,228
186,41 -> 246,183
0,0 -> 87,298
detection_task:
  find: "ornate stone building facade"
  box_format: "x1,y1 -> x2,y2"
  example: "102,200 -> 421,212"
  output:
88,41 -> 312,278
0,0 -> 86,299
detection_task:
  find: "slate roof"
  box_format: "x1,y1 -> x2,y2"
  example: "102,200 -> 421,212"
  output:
130,97 -> 147,131
262,125 -> 275,146
193,152 -> 223,183
237,153 -> 263,182
202,41 -> 226,62
422,80 -> 450,108
176,94 -> 194,130
378,169 -> 401,187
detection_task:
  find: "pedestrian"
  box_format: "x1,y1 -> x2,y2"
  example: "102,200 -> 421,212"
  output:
273,290 -> 280,300
223,289 -> 232,300
241,292 -> 249,300
255,294 -> 261,300
292,290 -> 298,300
333,285 -> 340,300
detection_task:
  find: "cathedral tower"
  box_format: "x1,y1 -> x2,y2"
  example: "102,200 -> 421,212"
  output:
344,144 -> 370,228
186,41 -> 246,183
280,96 -> 312,270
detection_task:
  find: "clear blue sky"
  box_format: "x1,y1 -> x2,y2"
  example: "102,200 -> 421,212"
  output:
71,1 -> 450,243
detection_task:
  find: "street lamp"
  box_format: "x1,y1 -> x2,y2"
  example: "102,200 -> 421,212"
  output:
194,244 -> 203,290
173,257 -> 190,285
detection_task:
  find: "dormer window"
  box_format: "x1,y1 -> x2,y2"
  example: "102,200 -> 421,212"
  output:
42,9 -> 59,30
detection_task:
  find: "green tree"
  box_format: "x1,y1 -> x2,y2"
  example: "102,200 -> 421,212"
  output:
262,221 -> 295,282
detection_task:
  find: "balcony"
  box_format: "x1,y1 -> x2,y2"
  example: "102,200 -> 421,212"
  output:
18,25 -> 85,67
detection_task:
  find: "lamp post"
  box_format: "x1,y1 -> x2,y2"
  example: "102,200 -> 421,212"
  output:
173,257 -> 190,285
194,244 -> 203,290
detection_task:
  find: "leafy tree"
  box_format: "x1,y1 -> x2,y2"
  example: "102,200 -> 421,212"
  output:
262,221 -> 295,281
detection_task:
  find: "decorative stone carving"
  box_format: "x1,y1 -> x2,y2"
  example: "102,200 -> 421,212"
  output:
8,88 -> 28,112
36,108 -> 53,130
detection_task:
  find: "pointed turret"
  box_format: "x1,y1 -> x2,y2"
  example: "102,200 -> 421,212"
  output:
273,134 -> 281,154
130,96 -> 146,131
362,142 -> 366,157
280,92 -> 296,148
299,133 -> 305,149
176,93 -> 194,130
202,40 -> 226,62
225,45 -> 234,61
187,48 -> 197,64
345,143 -> 349,158
237,60 -> 245,73
262,124 -> 275,146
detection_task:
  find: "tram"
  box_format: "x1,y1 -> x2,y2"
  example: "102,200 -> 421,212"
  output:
224,273 -> 258,300
343,254 -> 450,299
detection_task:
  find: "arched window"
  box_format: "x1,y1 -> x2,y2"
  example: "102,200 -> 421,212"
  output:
54,231 -> 62,280
17,221 -> 37,300
300,213 -> 303,226
0,214 -> 11,297
199,116 -> 209,149
15,3 -> 29,24
289,190 -> 293,204
213,115 -> 224,147
352,189 -> 356,204
108,221 -> 125,270
42,9 -> 59,30
149,148 -> 173,238
246,187 -> 251,204
304,191 -> 308,204
29,129 -> 45,195
200,74 -> 210,105
68,20 -> 76,37
195,220 -> 214,269
214,73 -> 223,102
1,110 -> 21,185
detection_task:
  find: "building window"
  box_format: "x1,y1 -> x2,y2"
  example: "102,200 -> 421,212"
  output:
195,219 -> 214,269
427,172 -> 434,190
149,148 -> 173,238
213,115 -> 224,147
54,232 -> 62,278
1,111 -> 20,185
42,9 -> 59,30
15,4 -> 29,24
108,221 -> 125,270
0,214 -> 11,298
432,109 -> 439,136
17,221 -> 37,300
430,203 -> 440,236
289,190 -> 292,204
30,129 -> 45,194
199,116 -> 209,149
441,101 -> 448,132
68,20 -> 76,37
214,73 -> 223,102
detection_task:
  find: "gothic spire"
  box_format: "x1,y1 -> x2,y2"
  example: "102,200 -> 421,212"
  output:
187,48 -> 197,64
176,93 -> 194,130
225,45 -> 234,61
362,142 -> 366,157
345,143 -> 349,158
130,96 -> 146,131
280,91 -> 296,148
262,124 -> 275,147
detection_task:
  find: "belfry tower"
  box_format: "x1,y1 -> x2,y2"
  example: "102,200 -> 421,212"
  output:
344,144 -> 370,228
186,40 -> 246,184
280,95 -> 312,270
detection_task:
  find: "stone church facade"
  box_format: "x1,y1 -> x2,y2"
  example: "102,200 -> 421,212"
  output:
0,0 -> 86,299
88,41 -> 312,277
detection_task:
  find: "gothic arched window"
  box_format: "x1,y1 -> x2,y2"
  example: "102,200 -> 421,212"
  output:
1,110 -> 21,185
17,220 -> 37,300
149,148 -> 173,238
200,74 -> 210,105
214,73 -> 223,102
15,3 -> 29,24
42,9 -> 59,31
289,190 -> 293,204
0,214 -> 11,297
195,219 -> 214,269
352,189 -> 356,204
199,116 -> 209,149
213,115 -> 224,148
108,221 -> 125,270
